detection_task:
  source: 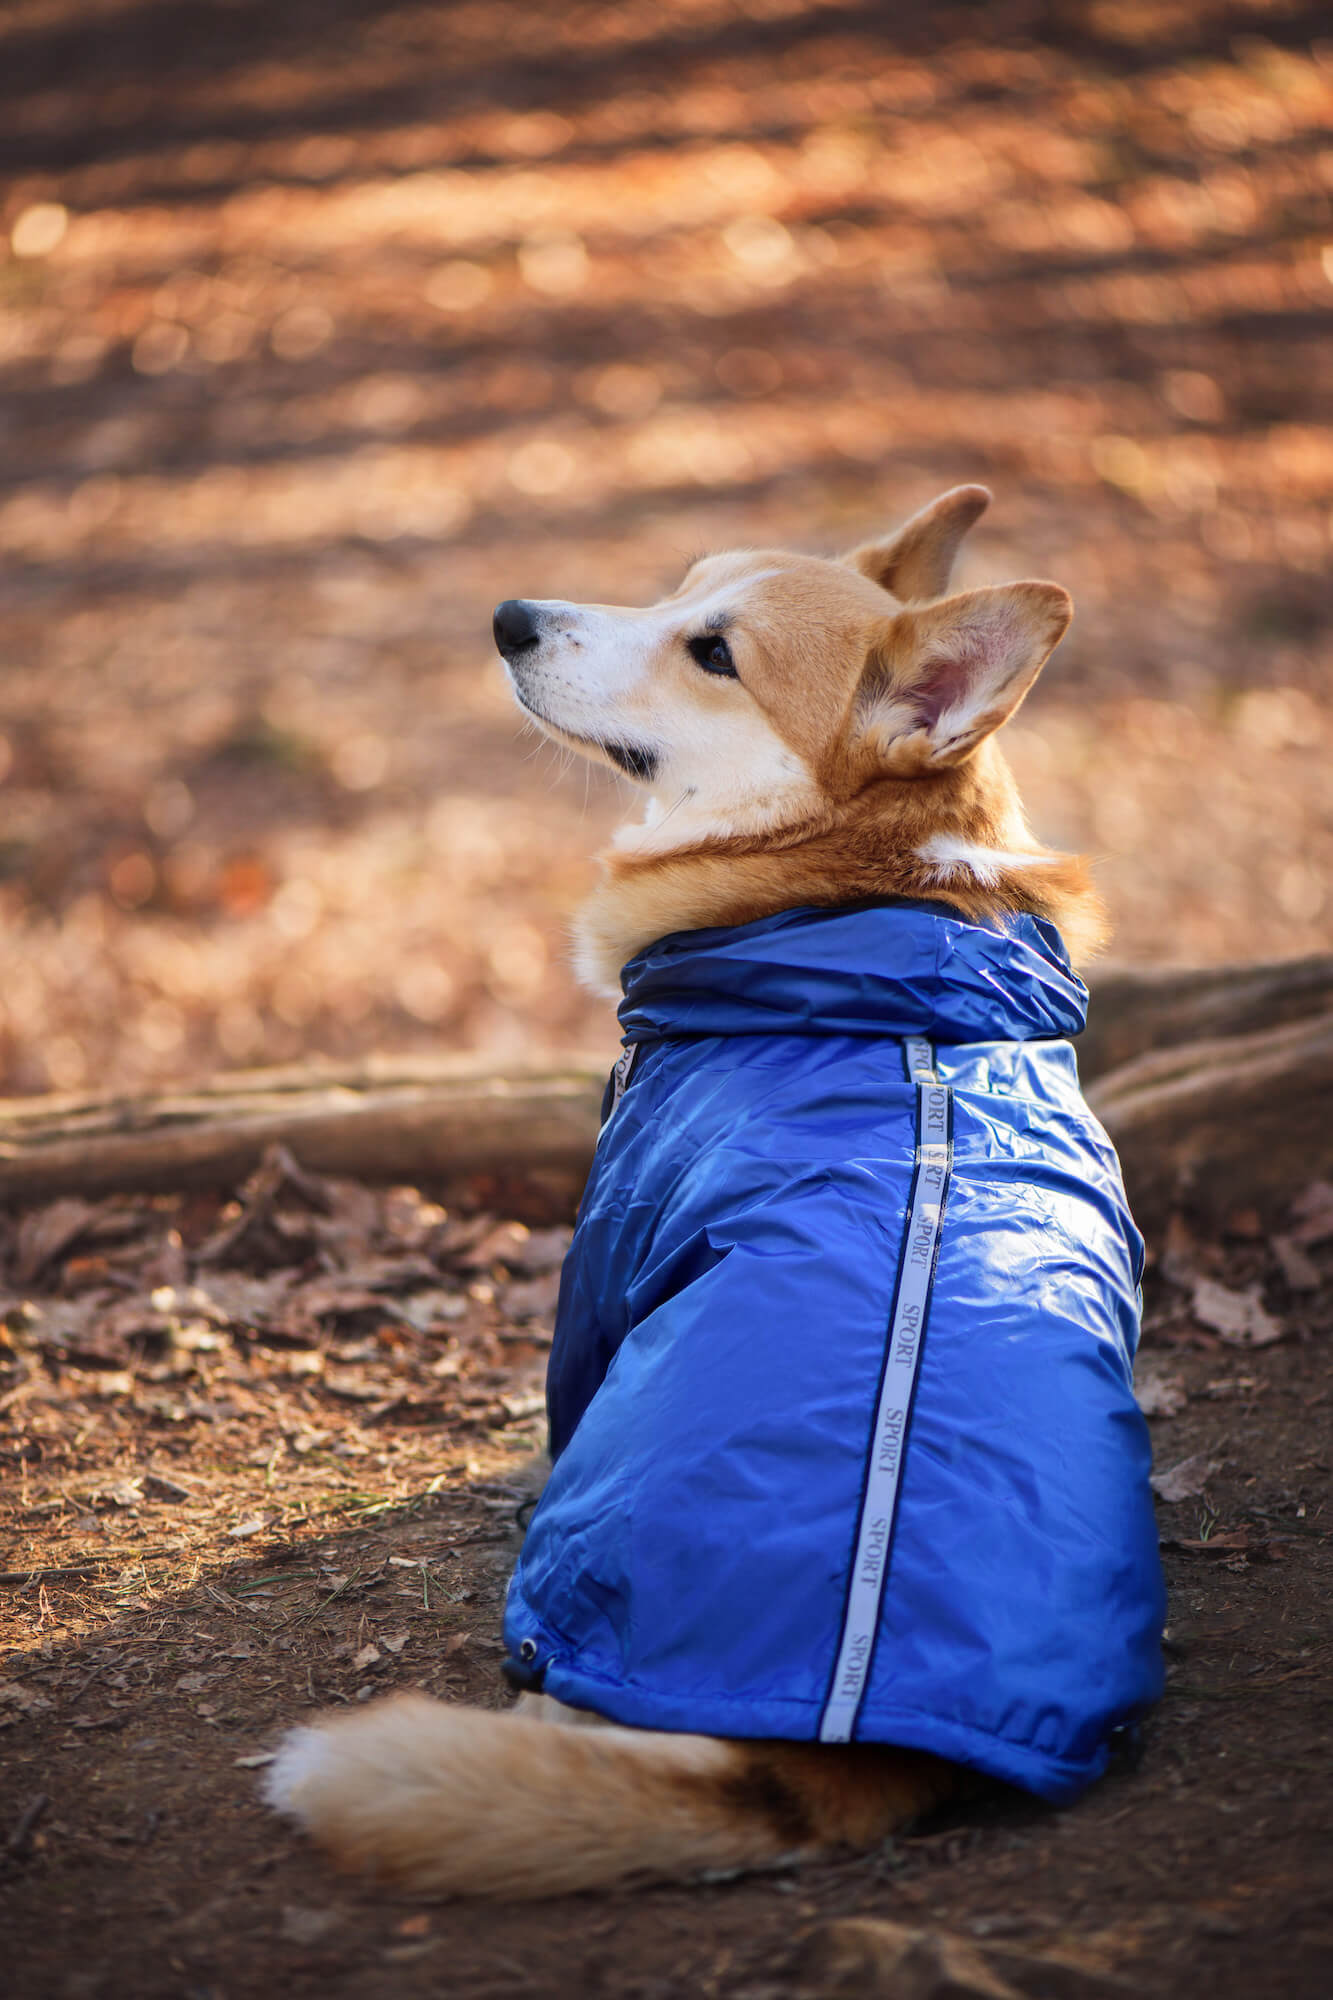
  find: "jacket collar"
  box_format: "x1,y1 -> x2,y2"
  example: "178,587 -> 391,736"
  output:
617,898 -> 1087,1046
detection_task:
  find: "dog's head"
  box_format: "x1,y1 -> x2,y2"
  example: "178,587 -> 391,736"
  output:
492,487 -> 1100,984
493,486 -> 1070,854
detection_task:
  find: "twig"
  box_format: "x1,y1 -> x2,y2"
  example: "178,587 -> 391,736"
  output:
268,1563 -> 364,1639
66,1662 -> 105,1706
6,1794 -> 50,1861
0,1564 -> 106,1586
0,1553 -> 176,1587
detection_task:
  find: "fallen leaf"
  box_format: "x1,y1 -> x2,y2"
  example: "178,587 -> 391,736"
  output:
395,1288 -> 468,1331
22,1297 -> 129,1367
794,1917 -> 1136,1999
187,1271 -> 296,1327
1158,1212 -> 1200,1288
1135,1368 -> 1186,1418
504,1227 -> 572,1277
501,1272 -> 562,1322
14,1197 -> 99,1284
228,1515 -> 271,1538
351,1644 -> 381,1671
1191,1277 -> 1283,1347
89,1370 -> 136,1399
1270,1234 -> 1321,1293
234,1751 -> 274,1769
281,1905 -> 341,1946
142,1471 -> 191,1502
1162,1529 -> 1283,1559
383,1940 -> 438,1965
1289,1179 -> 1333,1247
174,1672 -> 214,1693
169,1320 -> 227,1353
497,1391 -> 546,1423
276,1349 -> 324,1378
1202,1374 -> 1262,1400
455,1220 -> 531,1272
252,1144 -> 336,1214
62,1253 -> 115,1292
1151,1452 -> 1222,1502
0,1680 -> 53,1715
381,1631 -> 410,1654
289,1429 -> 334,1454
322,1370 -> 384,1402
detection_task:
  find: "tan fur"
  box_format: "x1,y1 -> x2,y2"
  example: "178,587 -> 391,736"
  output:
845,482 -> 992,601
578,734 -> 1104,990
265,1695 -> 959,1897
264,487 -> 1098,1898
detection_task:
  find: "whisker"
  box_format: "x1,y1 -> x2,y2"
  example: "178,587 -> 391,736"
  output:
636,788 -> 690,849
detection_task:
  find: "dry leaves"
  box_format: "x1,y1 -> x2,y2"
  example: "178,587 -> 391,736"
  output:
14,1200 -> 100,1286
0,1681 -> 53,1719
1269,1235 -> 1321,1293
1190,1278 -> 1284,1348
1,1159 -> 568,1445
1150,1452 -> 1223,1503
1287,1181 -> 1333,1248
1134,1367 -> 1187,1418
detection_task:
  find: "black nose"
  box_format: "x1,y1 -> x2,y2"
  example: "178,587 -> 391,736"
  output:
493,599 -> 542,659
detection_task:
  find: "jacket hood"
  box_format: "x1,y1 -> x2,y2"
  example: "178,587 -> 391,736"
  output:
617,899 -> 1088,1048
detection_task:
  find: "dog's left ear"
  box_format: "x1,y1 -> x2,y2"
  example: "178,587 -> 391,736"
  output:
858,581 -> 1072,771
845,485 -> 991,603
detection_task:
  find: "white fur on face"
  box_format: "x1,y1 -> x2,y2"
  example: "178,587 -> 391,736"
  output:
503,577 -> 820,851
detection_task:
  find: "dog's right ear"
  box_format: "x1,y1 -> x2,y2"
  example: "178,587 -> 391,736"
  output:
844,485 -> 991,603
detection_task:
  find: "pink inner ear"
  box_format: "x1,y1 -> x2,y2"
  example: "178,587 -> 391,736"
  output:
910,632 -> 989,730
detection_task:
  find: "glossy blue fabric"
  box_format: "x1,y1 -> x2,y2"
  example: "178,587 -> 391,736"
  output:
503,901 -> 1165,1802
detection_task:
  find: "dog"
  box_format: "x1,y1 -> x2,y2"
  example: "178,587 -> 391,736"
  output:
264,485 -> 1165,1896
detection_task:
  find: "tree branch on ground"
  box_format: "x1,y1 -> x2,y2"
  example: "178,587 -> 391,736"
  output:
2,957 -> 1330,1229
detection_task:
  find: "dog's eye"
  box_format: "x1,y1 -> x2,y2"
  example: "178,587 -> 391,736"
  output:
687,634 -> 738,679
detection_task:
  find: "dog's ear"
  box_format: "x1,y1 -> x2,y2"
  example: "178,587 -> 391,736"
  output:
857,581 -> 1071,771
845,485 -> 991,603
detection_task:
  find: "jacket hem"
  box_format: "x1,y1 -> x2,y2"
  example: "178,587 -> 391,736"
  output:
503,1613 -> 1122,1805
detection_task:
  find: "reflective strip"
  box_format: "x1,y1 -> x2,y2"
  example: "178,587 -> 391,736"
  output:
902,1035 -> 936,1084
598,1043 -> 640,1138
818,1038 -> 954,1744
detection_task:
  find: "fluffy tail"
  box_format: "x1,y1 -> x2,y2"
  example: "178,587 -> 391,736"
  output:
263,1693 -> 957,1897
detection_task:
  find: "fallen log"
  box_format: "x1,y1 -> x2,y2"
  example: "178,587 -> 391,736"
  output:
1075,951 -> 1333,1081
0,1060 -> 606,1217
0,956 -> 1329,1227
1087,1008 -> 1333,1226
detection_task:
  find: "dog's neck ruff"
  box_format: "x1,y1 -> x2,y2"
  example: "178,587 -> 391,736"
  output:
614,900 -> 1087,1050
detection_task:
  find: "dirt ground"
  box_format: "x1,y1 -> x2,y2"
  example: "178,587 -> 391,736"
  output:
0,1163 -> 1331,1999
2,4 -> 1333,1997
1,0 -> 1332,1096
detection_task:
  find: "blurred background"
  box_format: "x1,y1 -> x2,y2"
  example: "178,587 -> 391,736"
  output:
0,0 -> 1329,1098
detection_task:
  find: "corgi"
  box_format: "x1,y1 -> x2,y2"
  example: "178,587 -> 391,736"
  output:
264,486 -> 1164,1897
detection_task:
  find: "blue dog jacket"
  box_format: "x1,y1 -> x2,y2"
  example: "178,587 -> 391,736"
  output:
503,900 -> 1165,1803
